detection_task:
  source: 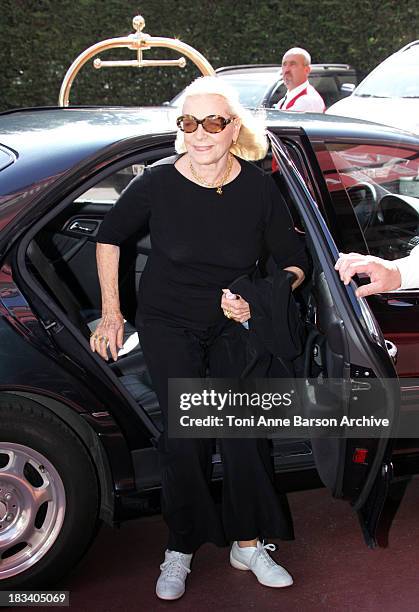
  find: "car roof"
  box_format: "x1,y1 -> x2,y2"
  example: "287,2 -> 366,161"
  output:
265,109 -> 419,142
216,63 -> 355,75
396,40 -> 419,54
1,106 -> 418,196
2,104 -> 415,151
0,106 -> 177,196
0,106 -> 176,156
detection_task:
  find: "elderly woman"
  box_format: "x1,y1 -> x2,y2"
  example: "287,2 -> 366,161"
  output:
92,76 -> 308,601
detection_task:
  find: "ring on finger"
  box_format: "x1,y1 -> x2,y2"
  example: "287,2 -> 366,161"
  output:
223,309 -> 232,319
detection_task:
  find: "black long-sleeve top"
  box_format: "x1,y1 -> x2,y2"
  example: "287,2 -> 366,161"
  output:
96,155 -> 309,329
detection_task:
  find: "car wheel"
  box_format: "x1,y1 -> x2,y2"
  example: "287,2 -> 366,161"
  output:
0,397 -> 100,588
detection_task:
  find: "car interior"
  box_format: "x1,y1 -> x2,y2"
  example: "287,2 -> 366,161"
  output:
22,144 -> 376,493
314,143 -> 419,262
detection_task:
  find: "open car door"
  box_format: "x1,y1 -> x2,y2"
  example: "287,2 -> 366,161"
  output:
268,130 -> 400,547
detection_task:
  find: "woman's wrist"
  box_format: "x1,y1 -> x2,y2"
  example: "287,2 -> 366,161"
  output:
101,310 -> 123,317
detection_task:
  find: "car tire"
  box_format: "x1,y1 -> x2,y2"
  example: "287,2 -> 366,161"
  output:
0,397 -> 100,588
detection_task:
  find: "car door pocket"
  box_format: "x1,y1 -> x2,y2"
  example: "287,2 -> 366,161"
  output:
66,219 -> 100,236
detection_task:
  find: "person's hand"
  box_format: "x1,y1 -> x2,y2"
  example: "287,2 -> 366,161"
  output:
335,252 -> 402,297
221,289 -> 251,323
90,312 -> 125,361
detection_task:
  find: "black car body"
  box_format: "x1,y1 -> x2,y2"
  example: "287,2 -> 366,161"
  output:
169,64 -> 360,109
1,106 -> 419,588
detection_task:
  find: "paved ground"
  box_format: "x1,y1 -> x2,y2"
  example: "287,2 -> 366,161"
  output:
60,477 -> 419,611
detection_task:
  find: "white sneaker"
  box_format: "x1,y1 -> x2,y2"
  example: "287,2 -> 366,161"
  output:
156,549 -> 193,601
230,541 -> 293,588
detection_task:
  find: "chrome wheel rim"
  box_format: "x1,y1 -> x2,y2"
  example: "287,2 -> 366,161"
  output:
0,442 -> 66,579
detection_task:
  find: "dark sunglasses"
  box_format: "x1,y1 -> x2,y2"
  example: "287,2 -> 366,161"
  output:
176,114 -> 235,134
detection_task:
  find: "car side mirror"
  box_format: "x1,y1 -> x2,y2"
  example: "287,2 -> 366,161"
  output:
340,83 -> 356,97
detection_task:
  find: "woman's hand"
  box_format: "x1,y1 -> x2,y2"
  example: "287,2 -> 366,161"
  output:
90,312 -> 125,361
221,289 -> 251,323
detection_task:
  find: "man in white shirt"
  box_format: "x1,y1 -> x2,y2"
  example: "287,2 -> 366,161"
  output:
276,47 -> 325,113
335,245 -> 419,297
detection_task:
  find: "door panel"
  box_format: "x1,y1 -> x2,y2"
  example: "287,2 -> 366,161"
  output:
269,130 -> 399,545
314,139 -> 419,380
312,138 -> 419,461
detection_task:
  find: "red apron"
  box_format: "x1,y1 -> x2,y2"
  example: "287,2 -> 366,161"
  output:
279,87 -> 308,110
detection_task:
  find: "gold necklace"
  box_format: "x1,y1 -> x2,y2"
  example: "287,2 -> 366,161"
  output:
189,154 -> 234,195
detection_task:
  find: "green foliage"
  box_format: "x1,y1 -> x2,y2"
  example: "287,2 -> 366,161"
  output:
1,0 -> 418,110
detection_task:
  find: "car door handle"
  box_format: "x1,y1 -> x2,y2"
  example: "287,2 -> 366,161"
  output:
351,380 -> 371,392
68,219 -> 99,234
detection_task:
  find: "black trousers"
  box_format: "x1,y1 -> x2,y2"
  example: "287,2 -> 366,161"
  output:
139,318 -> 294,553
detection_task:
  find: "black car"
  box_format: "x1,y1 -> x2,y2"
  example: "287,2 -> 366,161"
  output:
1,106 -> 419,589
169,64 -> 360,109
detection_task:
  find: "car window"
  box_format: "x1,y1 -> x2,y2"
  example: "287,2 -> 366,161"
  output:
318,142 -> 419,260
309,75 -> 340,108
268,82 -> 286,107
74,164 -> 146,204
355,45 -> 419,98
219,73 -> 279,108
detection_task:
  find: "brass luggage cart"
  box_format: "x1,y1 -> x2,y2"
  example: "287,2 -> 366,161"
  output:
59,14 -> 215,106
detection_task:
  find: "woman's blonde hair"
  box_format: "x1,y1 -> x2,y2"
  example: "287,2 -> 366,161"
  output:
174,76 -> 268,161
